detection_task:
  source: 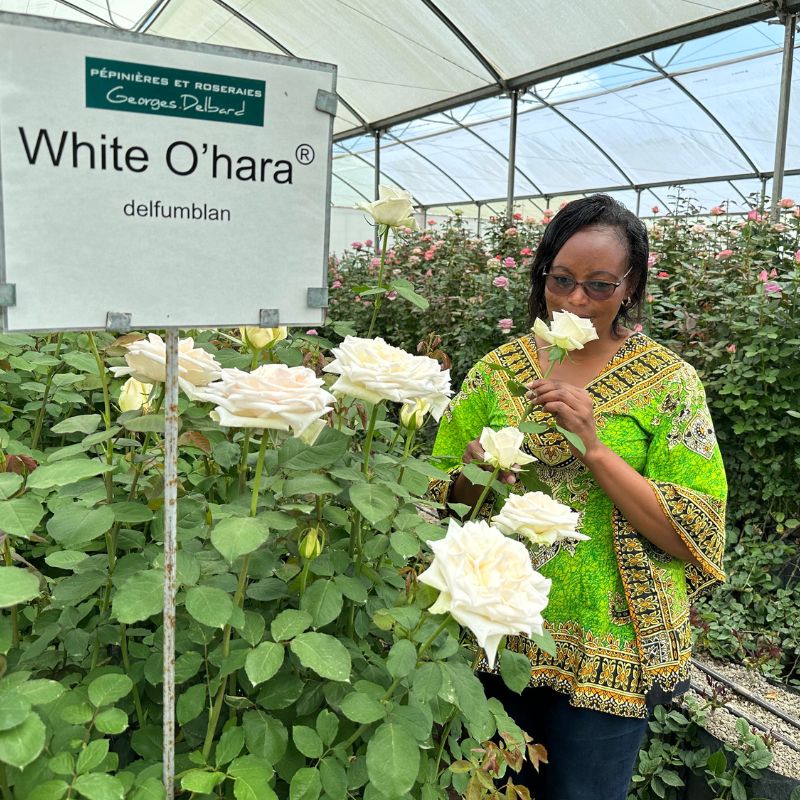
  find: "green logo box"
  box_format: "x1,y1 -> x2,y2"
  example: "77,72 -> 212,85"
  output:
85,56 -> 266,127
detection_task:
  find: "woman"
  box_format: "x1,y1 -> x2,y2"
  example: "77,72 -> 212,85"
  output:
429,195 -> 726,800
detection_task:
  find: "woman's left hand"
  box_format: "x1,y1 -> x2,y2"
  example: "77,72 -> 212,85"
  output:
526,379 -> 600,458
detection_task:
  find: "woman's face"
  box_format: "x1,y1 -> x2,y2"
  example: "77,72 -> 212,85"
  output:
544,226 -> 631,339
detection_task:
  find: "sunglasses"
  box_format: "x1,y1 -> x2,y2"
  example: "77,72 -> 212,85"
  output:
542,266 -> 633,301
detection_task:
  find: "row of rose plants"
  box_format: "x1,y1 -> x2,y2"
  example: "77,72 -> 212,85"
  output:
0,191 -> 596,800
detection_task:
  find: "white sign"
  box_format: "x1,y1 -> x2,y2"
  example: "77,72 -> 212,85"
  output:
0,12 -> 336,331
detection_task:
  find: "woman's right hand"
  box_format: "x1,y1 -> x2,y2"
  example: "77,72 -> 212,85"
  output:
462,438 -> 518,485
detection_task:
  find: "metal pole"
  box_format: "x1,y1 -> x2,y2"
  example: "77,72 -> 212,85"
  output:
635,188 -> 642,216
771,12 -> 796,221
476,202 -> 482,236
162,328 -> 179,799
506,90 -> 519,220
373,131 -> 381,247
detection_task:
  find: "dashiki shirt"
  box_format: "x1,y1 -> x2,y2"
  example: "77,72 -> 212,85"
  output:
429,332 -> 727,719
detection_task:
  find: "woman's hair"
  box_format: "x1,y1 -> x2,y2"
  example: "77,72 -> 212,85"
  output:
527,194 -> 649,335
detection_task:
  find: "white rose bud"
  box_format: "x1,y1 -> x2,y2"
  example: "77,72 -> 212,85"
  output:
356,185 -> 417,229
243,326 -> 288,350
418,518 -> 551,668
479,427 -> 537,471
532,311 -> 599,352
118,378 -> 153,413
400,398 -> 431,431
491,492 -> 590,547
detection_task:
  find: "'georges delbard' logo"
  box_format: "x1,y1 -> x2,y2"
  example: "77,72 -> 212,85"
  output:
86,57 -> 265,127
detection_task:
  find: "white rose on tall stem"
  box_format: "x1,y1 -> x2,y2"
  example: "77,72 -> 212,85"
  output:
357,185 -> 417,229
418,519 -> 551,668
491,492 -> 589,547
195,364 -> 334,435
323,336 -> 451,420
480,427 -> 537,471
111,333 -> 222,396
533,311 -> 598,352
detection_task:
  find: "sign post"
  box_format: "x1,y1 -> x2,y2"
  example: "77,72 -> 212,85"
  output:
0,12 -> 336,796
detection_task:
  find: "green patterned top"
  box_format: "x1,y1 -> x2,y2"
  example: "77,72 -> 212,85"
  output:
429,332 -> 727,718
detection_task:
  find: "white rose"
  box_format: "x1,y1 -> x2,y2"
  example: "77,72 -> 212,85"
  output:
491,492 -> 589,547
532,311 -> 599,351
418,519 -> 551,668
400,398 -> 431,430
196,364 -> 334,435
297,417 -> 327,446
243,326 -> 288,350
356,185 -> 417,229
323,336 -> 451,420
118,378 -> 153,413
480,427 -> 537,471
110,334 -> 222,396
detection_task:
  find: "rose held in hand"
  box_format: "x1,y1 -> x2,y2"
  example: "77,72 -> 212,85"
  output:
195,364 -> 334,435
533,311 -> 599,351
418,519 -> 551,668
492,492 -> 589,547
480,427 -> 537,471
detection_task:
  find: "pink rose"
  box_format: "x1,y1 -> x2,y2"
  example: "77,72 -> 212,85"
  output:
386,290 -> 398,301
710,206 -> 724,215
779,198 -> 794,208
306,329 -> 318,336
331,280 -> 342,289
770,268 -> 778,277
424,250 -> 435,261
647,254 -> 658,267
544,208 -> 555,217
758,270 -> 768,282
412,248 -> 422,255
524,217 -> 536,225
520,247 -> 532,256
392,268 -> 401,275
425,269 -> 433,277
355,296 -> 361,303
726,344 -> 736,353
371,257 -> 381,267
651,205 -> 660,214
764,282 -> 782,294
513,212 -> 523,220
498,318 -> 513,332
691,223 -> 706,233
364,238 -> 373,247
505,227 -> 518,236
503,257 -> 516,268
541,217 -> 550,225
408,256 -> 420,265
657,271 -> 669,279
633,323 -> 643,333
493,276 -> 510,289
646,294 -> 654,303
772,223 -> 787,232
352,241 -> 363,249
402,226 -> 413,234
715,249 -> 733,260
427,218 -> 436,226
794,250 -> 800,264
747,210 -> 764,222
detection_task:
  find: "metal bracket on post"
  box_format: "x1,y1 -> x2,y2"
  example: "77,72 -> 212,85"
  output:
315,89 -> 338,116
105,312 -> 132,333
0,284 -> 16,307
307,287 -> 329,309
259,308 -> 280,327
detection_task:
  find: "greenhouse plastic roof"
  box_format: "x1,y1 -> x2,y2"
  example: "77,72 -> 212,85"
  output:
3,0 -> 800,211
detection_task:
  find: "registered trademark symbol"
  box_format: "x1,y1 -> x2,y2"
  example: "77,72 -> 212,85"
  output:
295,144 -> 315,165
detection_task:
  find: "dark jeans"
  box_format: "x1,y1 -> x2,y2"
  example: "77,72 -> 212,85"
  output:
480,673 -> 648,800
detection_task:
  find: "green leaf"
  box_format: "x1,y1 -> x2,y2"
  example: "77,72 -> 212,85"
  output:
339,692 -> 385,724
0,473 -> 23,500
280,430 -> 349,470
45,550 -> 89,570
531,628 -> 557,657
27,459 -> 114,490
216,725 -> 245,767
47,504 -> 115,547
109,502 -> 154,523
289,767 -> 321,800
112,570 -> 163,624
26,780 -> 70,800
177,684 -> 207,726
299,579 -> 343,628
444,662 -> 494,741
461,462 -> 492,487
517,466 -> 551,494
228,755 -> 276,800
51,415 -> 102,435
660,770 -> 684,788
390,281 -> 430,310
211,517 -> 270,564
499,649 -> 532,694
349,483 -> 398,524
0,567 -> 39,607
386,639 -> 417,679
180,770 -> 226,794
243,710 -> 287,766
123,415 -> 165,433
0,711 -> 46,769
365,723 -> 420,798
555,424 -> 586,455
293,725 -> 323,759
319,757 -> 347,800
518,421 -> 548,434
16,679 -> 65,706
315,709 -> 338,747
0,497 -> 45,538
507,380 -> 528,397
76,739 -> 109,775
94,708 -> 128,735
88,673 -> 133,707
283,475 -> 341,497
706,749 -> 727,777
129,778 -> 165,800
185,586 -> 234,628
245,642 -> 285,686
0,693 -> 31,731
290,633 -> 351,682
270,609 -> 313,641
411,663 -> 442,702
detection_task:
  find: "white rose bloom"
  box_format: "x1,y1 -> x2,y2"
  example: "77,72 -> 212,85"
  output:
480,427 -> 537,471
418,519 -> 551,668
118,378 -> 153,413
533,311 -> 599,351
323,336 -> 451,420
297,417 -> 328,446
110,334 -> 222,396
491,492 -> 589,547
356,185 -> 417,229
196,364 -> 335,435
243,326 -> 288,350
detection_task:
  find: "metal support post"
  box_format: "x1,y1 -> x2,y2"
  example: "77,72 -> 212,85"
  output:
506,90 -> 519,221
162,329 -> 179,799
373,131 -> 381,247
635,188 -> 642,217
771,11 -> 796,221
476,202 -> 482,236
